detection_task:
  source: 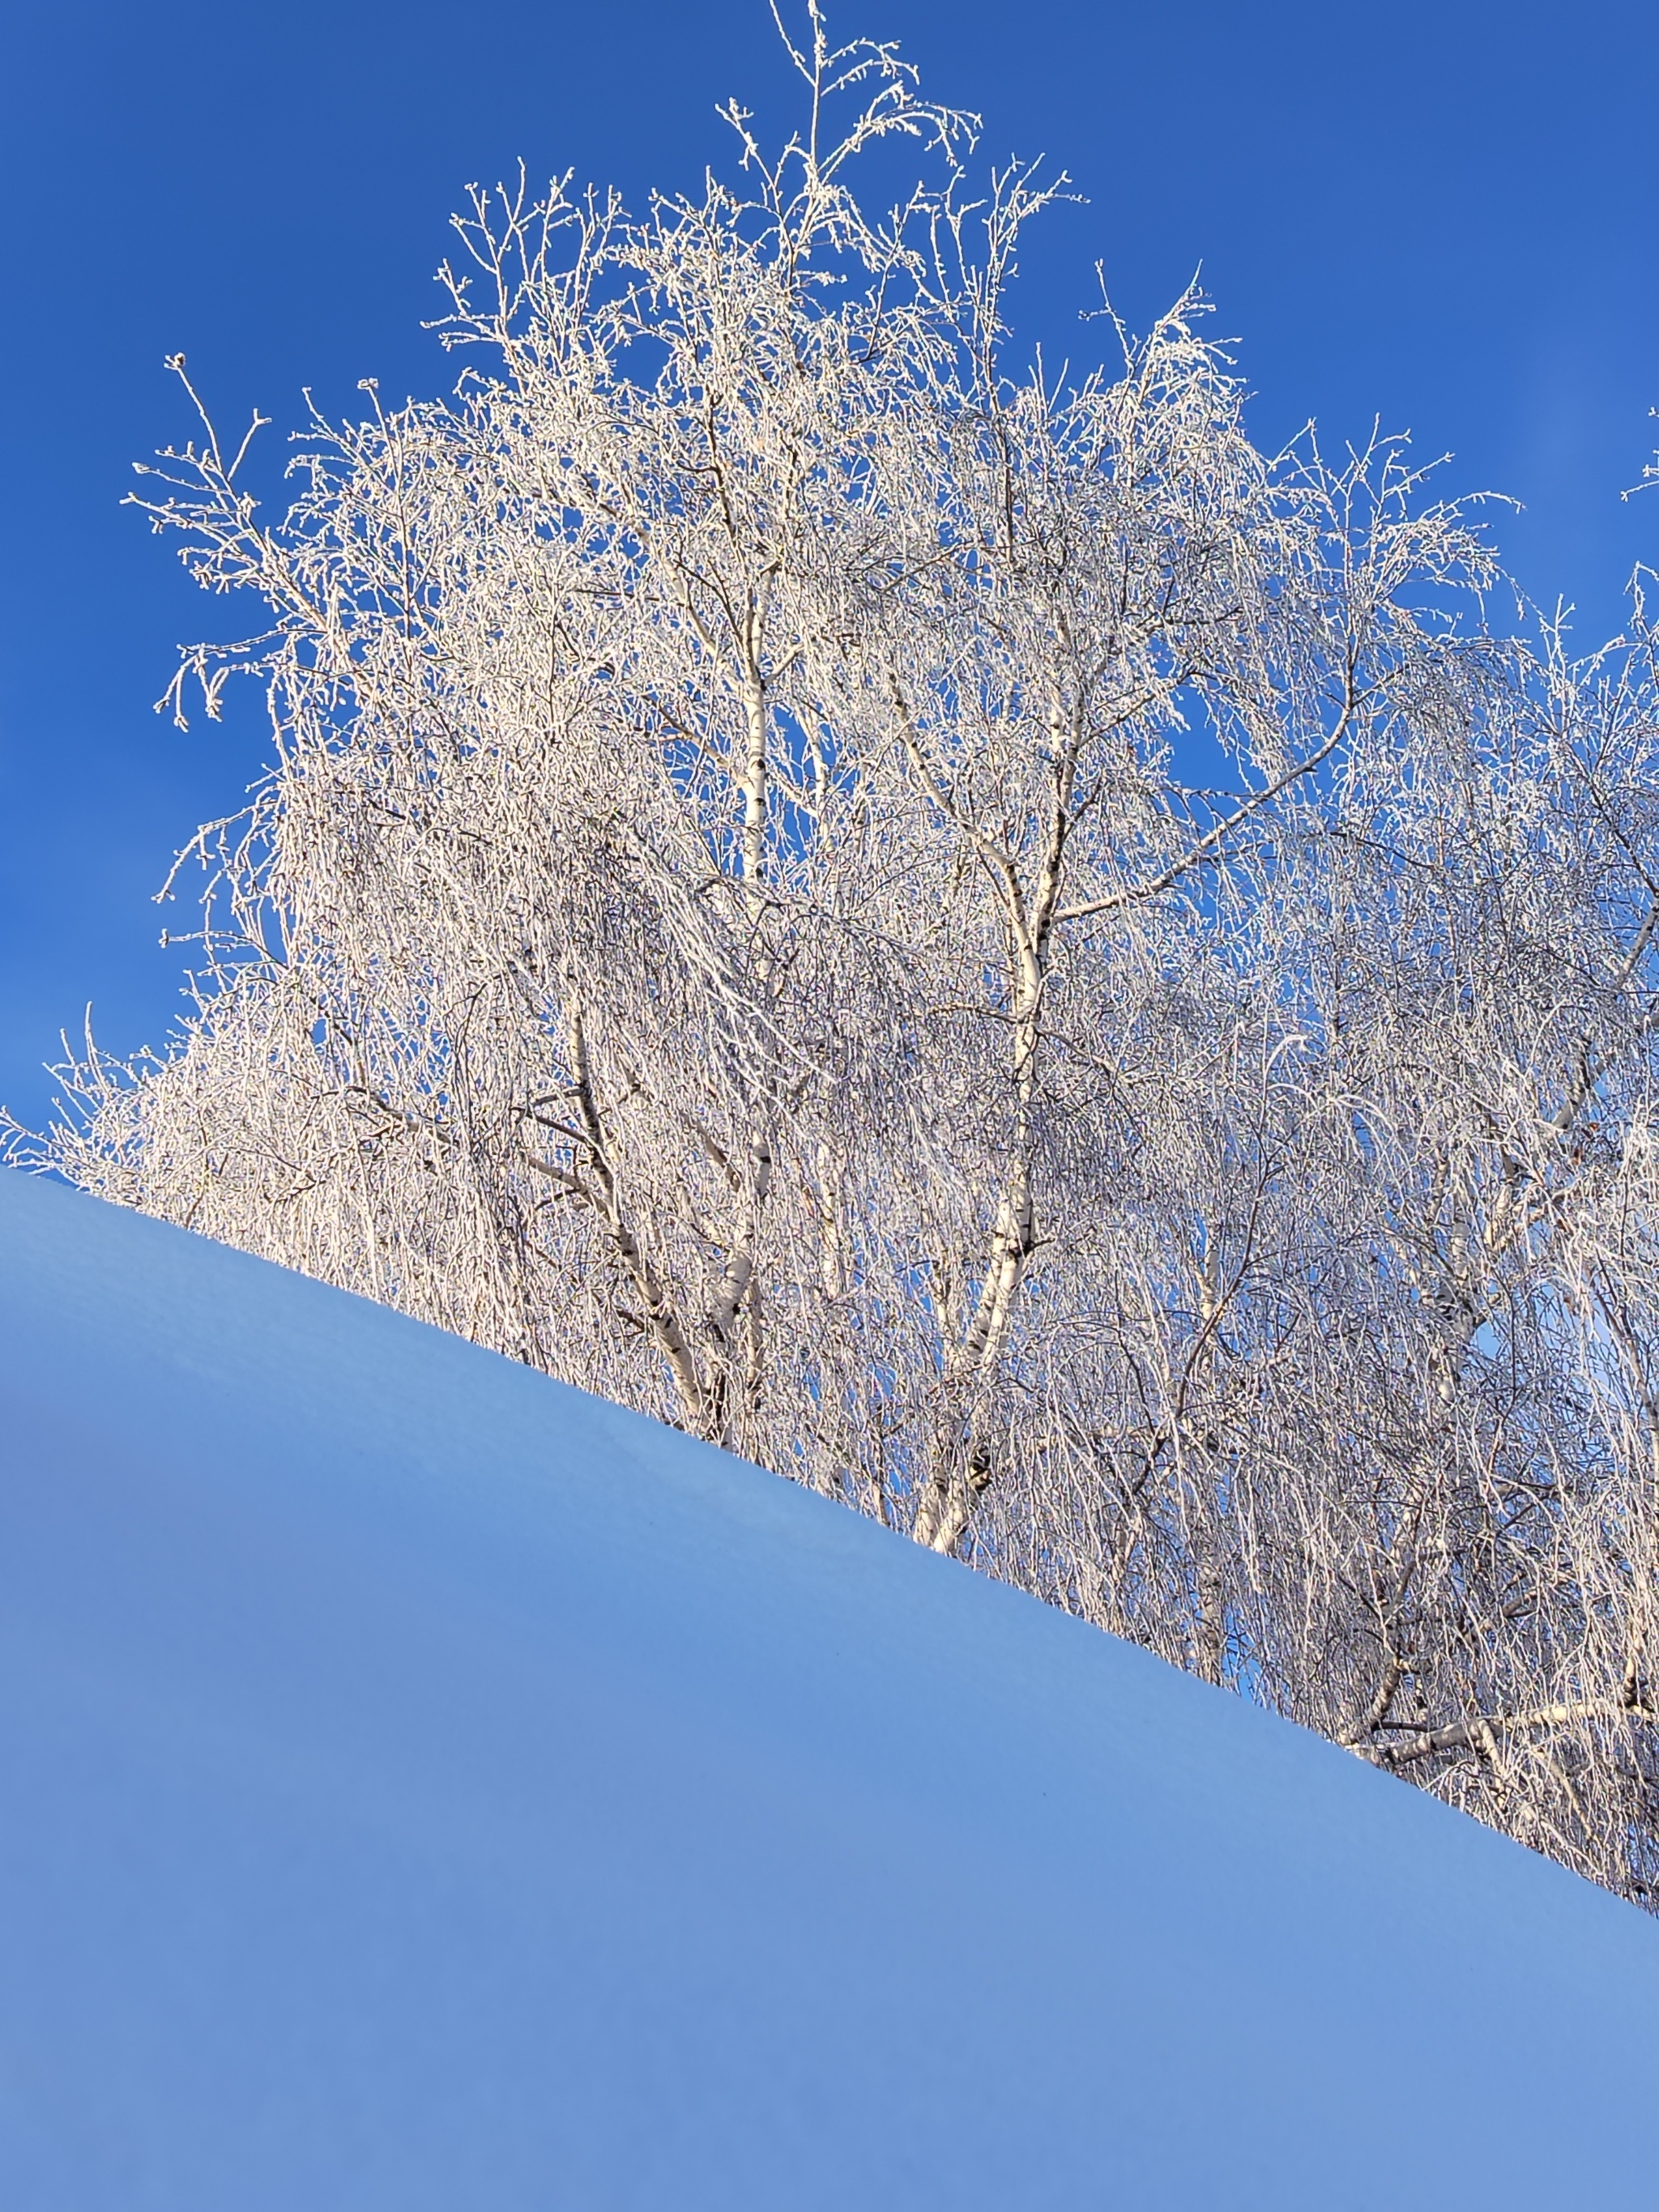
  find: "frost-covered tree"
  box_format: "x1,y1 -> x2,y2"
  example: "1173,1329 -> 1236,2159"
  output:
21,4 -> 1659,1907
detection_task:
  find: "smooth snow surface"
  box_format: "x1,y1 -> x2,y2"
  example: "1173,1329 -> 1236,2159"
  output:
2,1173 -> 1657,2210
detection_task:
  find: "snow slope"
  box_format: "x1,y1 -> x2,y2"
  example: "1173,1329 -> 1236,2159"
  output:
2,1172 -> 1657,2210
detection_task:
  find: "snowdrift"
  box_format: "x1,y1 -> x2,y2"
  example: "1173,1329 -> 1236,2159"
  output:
2,1170 -> 1657,2210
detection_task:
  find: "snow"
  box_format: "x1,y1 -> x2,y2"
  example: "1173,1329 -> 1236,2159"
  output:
1,1172 -> 1657,2210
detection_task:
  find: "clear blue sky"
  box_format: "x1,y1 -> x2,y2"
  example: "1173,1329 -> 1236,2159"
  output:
4,0 -> 1657,1129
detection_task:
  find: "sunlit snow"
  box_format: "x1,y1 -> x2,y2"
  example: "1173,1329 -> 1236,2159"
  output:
2,1170 -> 1656,2210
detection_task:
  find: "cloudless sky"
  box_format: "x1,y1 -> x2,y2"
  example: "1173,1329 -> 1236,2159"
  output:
3,0 -> 1657,1129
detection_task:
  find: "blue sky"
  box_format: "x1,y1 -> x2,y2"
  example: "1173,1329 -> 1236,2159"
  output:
3,0 -> 1657,1129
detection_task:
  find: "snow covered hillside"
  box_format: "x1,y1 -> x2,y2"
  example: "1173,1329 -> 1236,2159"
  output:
2,1170 -> 1657,2210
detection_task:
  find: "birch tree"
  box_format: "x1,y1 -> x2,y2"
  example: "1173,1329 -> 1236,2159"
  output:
20,3 -> 1659,1907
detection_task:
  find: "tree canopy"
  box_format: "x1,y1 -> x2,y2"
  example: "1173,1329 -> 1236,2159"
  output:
23,4 -> 1659,1908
